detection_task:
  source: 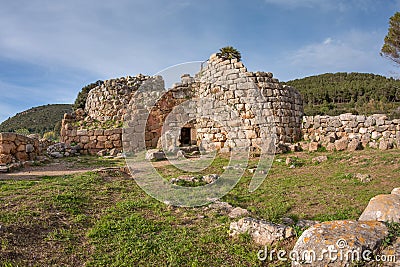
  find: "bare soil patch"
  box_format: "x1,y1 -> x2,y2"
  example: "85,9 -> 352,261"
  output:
0,160 -> 98,180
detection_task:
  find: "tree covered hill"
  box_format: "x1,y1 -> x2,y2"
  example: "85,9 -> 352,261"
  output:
283,72 -> 400,117
0,104 -> 73,136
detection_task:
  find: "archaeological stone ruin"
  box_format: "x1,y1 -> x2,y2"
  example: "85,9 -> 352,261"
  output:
61,52 -> 304,155
2,50 -> 400,171
0,132 -> 51,172
302,113 -> 400,151
59,51 -> 400,155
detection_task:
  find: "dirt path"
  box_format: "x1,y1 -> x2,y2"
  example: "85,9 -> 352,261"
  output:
0,160 -> 99,180
0,155 -> 205,181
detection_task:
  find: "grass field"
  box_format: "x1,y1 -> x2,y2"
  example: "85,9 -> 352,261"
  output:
0,149 -> 399,266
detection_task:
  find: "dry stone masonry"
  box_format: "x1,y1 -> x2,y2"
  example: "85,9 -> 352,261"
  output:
85,74 -> 149,123
60,51 -> 400,155
302,113 -> 400,151
0,132 -> 52,172
62,52 -> 304,155
0,133 -> 40,164
187,53 -> 303,153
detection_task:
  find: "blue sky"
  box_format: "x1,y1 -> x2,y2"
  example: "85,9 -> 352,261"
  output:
0,0 -> 399,123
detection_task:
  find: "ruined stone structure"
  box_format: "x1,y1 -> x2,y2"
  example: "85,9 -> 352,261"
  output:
0,133 -> 40,165
189,53 -> 303,153
61,75 -> 150,154
302,113 -> 400,151
84,74 -> 149,123
61,52 -> 304,155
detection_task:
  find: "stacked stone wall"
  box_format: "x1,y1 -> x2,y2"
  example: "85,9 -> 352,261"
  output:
62,52 -> 304,154
85,74 -> 149,123
61,122 -> 123,155
191,53 -> 303,152
0,133 -> 40,164
61,75 -> 150,155
302,113 -> 400,151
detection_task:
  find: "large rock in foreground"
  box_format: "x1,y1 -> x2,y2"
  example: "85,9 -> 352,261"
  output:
359,190 -> 400,223
292,220 -> 389,266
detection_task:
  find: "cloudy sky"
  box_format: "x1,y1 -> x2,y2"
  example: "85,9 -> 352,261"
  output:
0,0 -> 399,122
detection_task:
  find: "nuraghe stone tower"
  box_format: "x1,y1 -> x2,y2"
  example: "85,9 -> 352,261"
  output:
61,52 -> 304,155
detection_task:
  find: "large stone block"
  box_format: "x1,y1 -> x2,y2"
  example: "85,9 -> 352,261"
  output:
359,193 -> 400,223
105,141 -> 114,149
347,139 -> 362,151
77,129 -> 88,136
15,152 -> 29,161
230,217 -> 295,246
0,154 -> 12,164
334,138 -> 348,151
110,134 -> 121,141
94,129 -> 104,136
113,140 -> 122,148
96,141 -> 105,149
97,136 -> 108,142
0,143 -> 16,154
17,144 -> 26,152
308,141 -> 319,152
0,133 -> 17,142
25,144 -> 34,153
292,220 -> 388,266
80,136 -> 90,144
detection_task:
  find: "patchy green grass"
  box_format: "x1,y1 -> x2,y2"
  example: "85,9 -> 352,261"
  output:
63,155 -> 126,168
0,150 -> 399,266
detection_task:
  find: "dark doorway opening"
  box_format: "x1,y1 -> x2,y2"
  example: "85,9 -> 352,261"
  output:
180,127 -> 191,146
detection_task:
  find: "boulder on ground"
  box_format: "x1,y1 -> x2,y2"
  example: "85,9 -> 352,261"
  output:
228,207 -> 249,219
359,193 -> 400,223
391,188 -> 400,196
230,217 -> 295,246
292,220 -> 389,266
308,142 -> 319,152
145,149 -> 166,161
347,139 -> 362,151
334,138 -> 348,151
0,154 -> 12,164
311,155 -> 328,164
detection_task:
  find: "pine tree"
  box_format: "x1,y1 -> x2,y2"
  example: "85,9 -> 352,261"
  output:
381,12 -> 400,65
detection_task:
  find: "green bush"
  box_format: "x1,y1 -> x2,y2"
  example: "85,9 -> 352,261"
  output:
217,46 -> 241,61
43,131 -> 57,141
14,128 -> 30,136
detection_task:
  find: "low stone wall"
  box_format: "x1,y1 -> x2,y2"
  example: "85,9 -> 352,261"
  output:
0,133 -> 40,164
302,113 -> 400,151
61,125 -> 122,155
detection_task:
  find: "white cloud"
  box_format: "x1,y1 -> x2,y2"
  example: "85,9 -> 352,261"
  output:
0,0 -> 231,122
281,30 -> 392,79
0,1 -> 216,78
323,38 -> 332,45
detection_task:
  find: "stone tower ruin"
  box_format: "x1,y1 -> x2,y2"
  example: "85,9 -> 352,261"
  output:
61,52 -> 304,155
